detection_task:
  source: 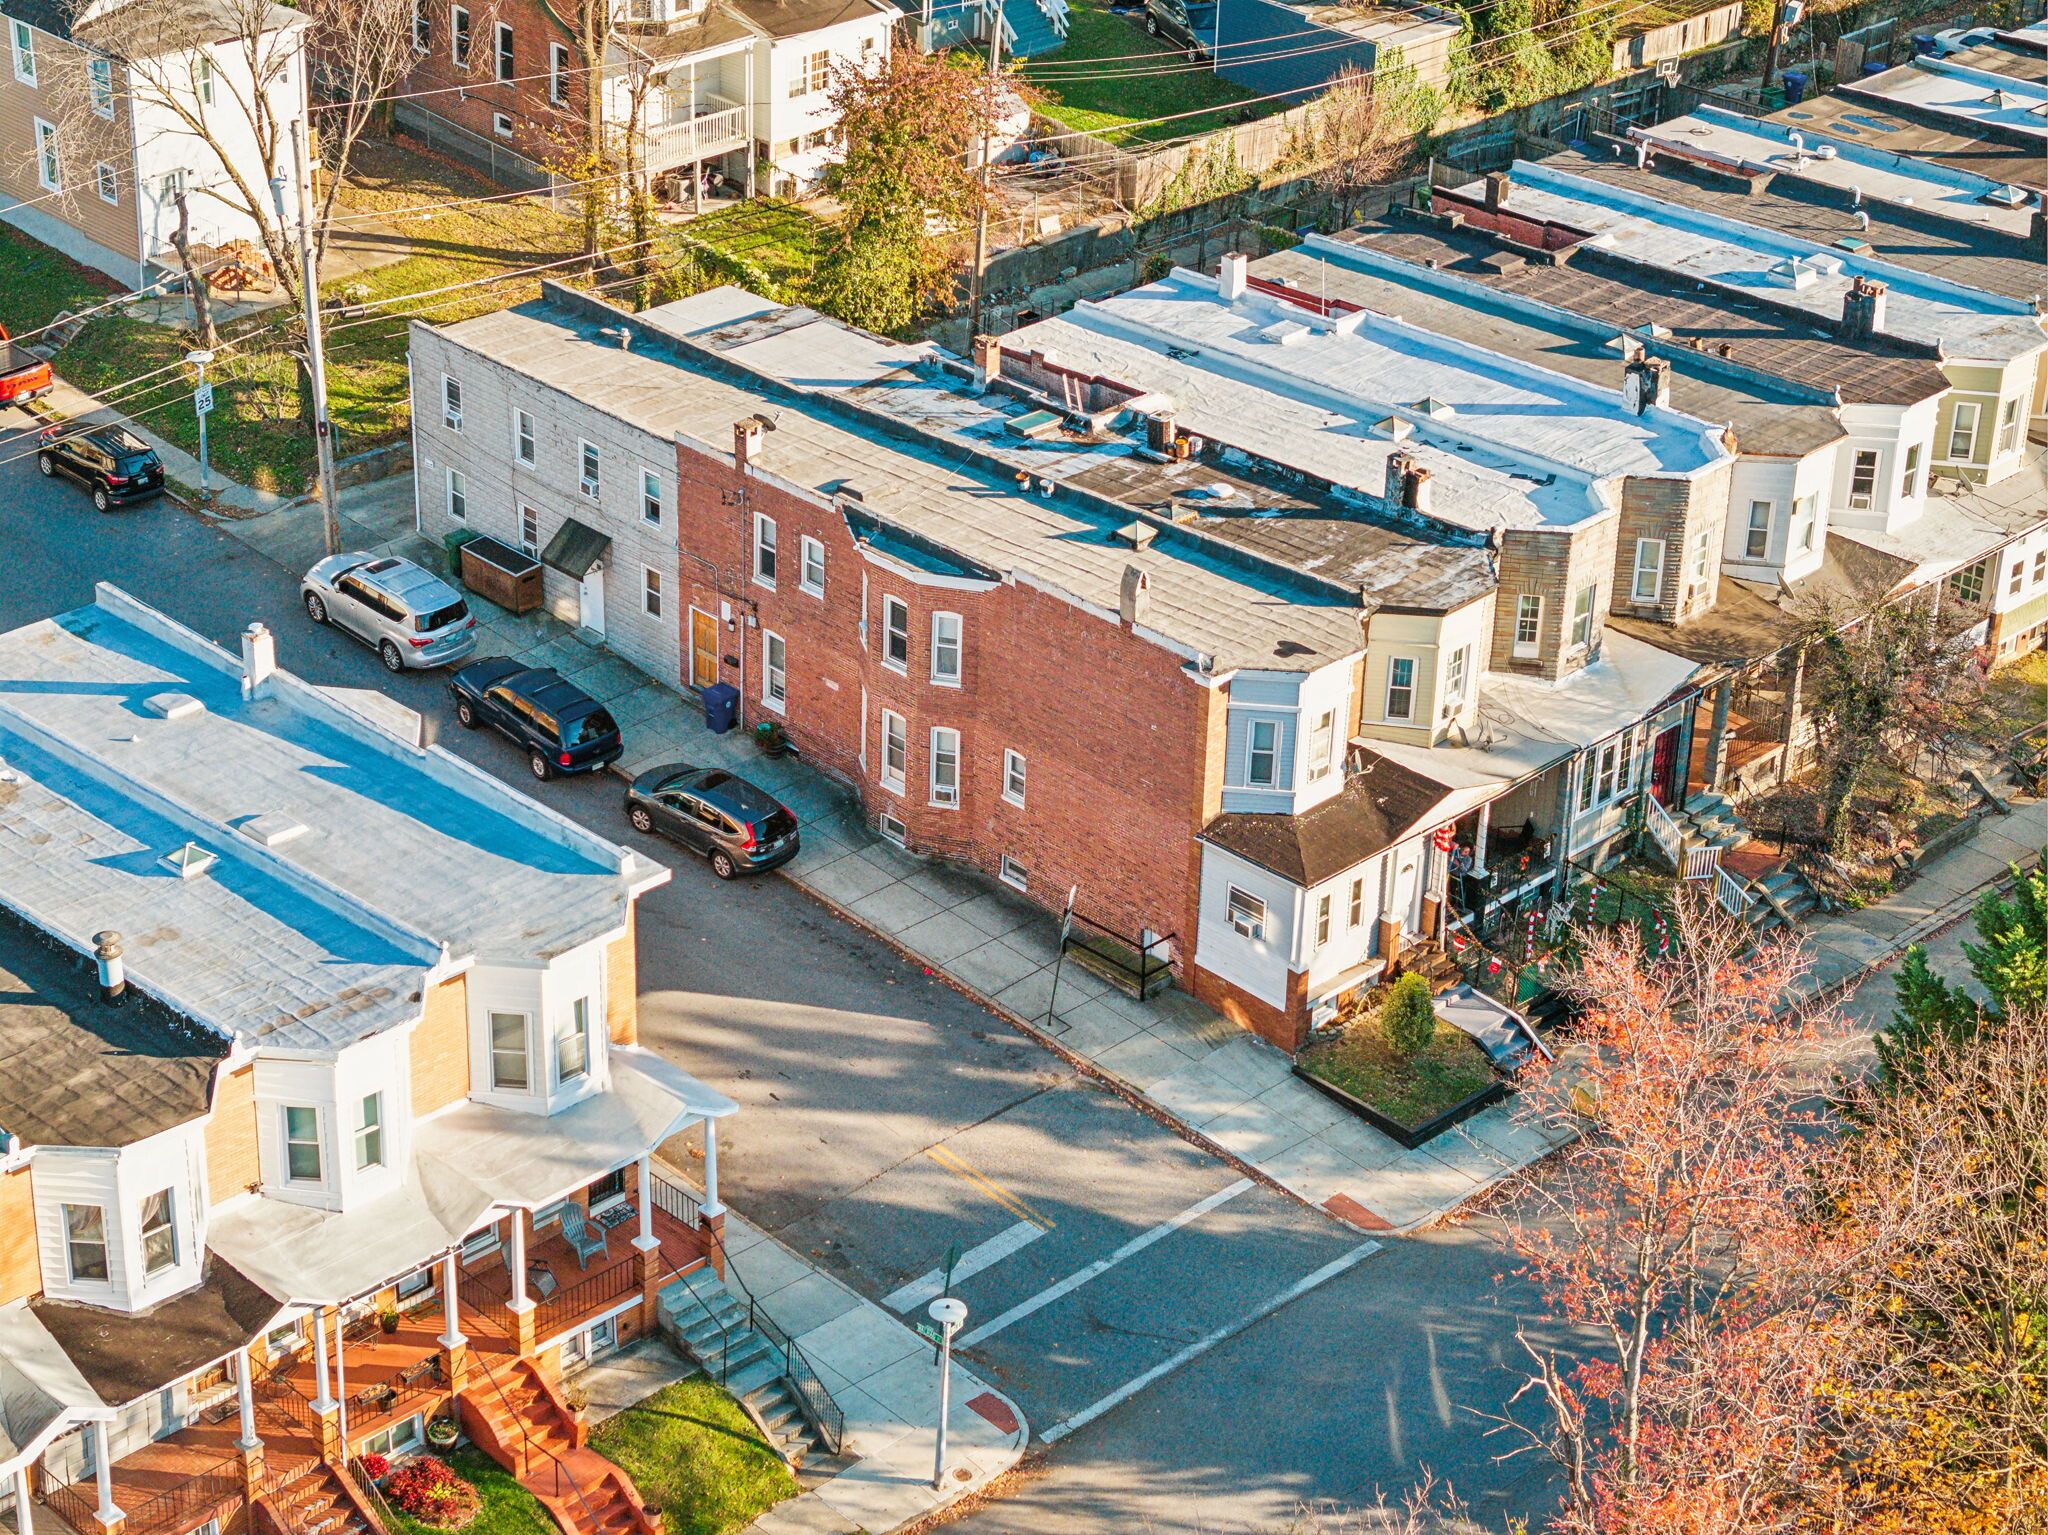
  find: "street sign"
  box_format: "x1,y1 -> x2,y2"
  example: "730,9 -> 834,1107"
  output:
194,383 -> 215,416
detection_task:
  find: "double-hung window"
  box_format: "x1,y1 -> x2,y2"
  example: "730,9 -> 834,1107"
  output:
450,5 -> 470,66
1348,877 -> 1364,927
1246,719 -> 1279,785
283,1106 -> 322,1183
763,632 -> 786,709
413,0 -> 431,49
1441,647 -> 1469,712
579,440 -> 600,499
1227,887 -> 1266,941
63,1205 -> 106,1282
446,467 -> 466,520
1631,539 -> 1665,603
1692,526 -> 1712,585
519,506 -> 540,558
2034,551 -> 2045,587
442,375 -> 462,431
1002,749 -> 1026,806
88,58 -> 113,116
490,1012 -> 529,1091
33,120 -> 58,191
555,999 -> 589,1084
2011,560 -> 2025,597
881,597 -> 909,670
1997,398 -> 2021,455
1315,895 -> 1331,947
192,56 -> 212,105
930,613 -> 962,685
11,20 -> 36,84
640,468 -> 661,525
514,409 -> 535,465
139,1190 -> 177,1274
1900,443 -> 1922,500
1384,658 -> 1414,721
354,1094 -> 384,1170
880,711 -> 907,791
1791,496 -> 1818,555
548,43 -> 569,102
495,22 -> 514,81
1513,595 -> 1541,658
753,514 -> 777,586
1848,449 -> 1880,509
642,566 -> 662,618
1569,585 -> 1596,652
1948,400 -> 1980,460
1305,710 -> 1334,779
929,727 -> 960,806
1744,501 -> 1773,560
799,536 -> 825,596
95,162 -> 117,203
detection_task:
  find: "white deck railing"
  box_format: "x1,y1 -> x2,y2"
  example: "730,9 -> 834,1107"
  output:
641,101 -> 748,169
1682,843 -> 1722,882
1714,864 -> 1749,916
1643,792 -> 1684,869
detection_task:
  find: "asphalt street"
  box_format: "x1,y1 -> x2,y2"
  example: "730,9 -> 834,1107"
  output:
0,409 -> 1567,1533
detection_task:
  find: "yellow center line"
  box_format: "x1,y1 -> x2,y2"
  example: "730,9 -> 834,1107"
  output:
925,1143 -> 1056,1231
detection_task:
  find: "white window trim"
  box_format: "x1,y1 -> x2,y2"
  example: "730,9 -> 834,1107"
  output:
880,596 -> 909,674
1383,658 -> 1415,722
88,58 -> 113,117
1305,710 -> 1334,780
928,726 -> 960,807
1227,886 -> 1267,942
752,513 -> 778,588
641,564 -> 663,619
879,709 -> 907,793
929,611 -> 962,687
1568,585 -> 1597,652
489,1010 -> 533,1093
495,20 -> 514,80
1996,397 -> 2021,456
762,630 -> 786,712
62,1203 -> 108,1284
1847,448 -> 1880,510
491,112 -> 513,139
445,466 -> 466,520
1245,717 -> 1281,784
12,21 -> 37,87
514,408 -> 535,465
441,374 -> 462,432
1744,501 -> 1773,561
998,855 -> 1027,891
95,162 -> 118,203
450,3 -> 469,65
1001,748 -> 1026,807
799,535 -> 825,597
281,1105 -> 324,1186
578,439 -> 600,500
640,467 -> 662,525
353,1094 -> 384,1171
1791,495 -> 1817,556
1512,594 -> 1541,659
1947,399 -> 1980,462
549,43 -> 569,102
33,118 -> 58,191
1631,538 -> 1665,603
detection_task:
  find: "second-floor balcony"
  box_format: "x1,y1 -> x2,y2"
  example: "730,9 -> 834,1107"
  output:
640,94 -> 748,170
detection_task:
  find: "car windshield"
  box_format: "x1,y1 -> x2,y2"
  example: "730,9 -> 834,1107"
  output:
562,709 -> 618,746
416,599 -> 468,632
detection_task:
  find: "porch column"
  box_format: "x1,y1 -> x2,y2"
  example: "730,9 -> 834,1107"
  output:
233,1347 -> 265,1499
91,1421 -> 124,1529
312,1309 -> 336,1415
1704,675 -> 1734,794
438,1250 -> 470,1389
506,1211 -> 537,1356
634,1155 -> 663,1332
1472,801 -> 1491,870
310,1307 -> 340,1462
634,1156 -> 658,1254
699,1123 -> 729,1280
13,1468 -> 32,1535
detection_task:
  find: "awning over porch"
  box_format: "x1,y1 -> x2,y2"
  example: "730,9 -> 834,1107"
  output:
0,1302 -> 104,1481
207,1050 -> 735,1305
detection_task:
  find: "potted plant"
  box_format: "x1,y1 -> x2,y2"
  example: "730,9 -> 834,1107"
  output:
426,1416 -> 460,1449
377,1307 -> 400,1334
752,720 -> 790,758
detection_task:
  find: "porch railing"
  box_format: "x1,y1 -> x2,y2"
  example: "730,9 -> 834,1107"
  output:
640,103 -> 748,168
1641,792 -> 1685,869
533,1256 -> 641,1342
667,1249 -> 843,1456
1681,843 -> 1722,882
647,1167 -> 701,1229
45,1448 -> 245,1535
1714,864 -> 1750,916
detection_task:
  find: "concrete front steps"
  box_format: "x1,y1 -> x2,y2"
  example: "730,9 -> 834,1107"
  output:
1681,792 -> 1824,928
458,1357 -> 658,1535
657,1268 -> 828,1469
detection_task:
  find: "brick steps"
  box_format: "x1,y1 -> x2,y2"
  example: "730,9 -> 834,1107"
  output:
458,1359 -> 658,1535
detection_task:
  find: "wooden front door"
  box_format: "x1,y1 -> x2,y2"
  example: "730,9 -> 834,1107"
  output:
1650,725 -> 1681,805
689,608 -> 719,689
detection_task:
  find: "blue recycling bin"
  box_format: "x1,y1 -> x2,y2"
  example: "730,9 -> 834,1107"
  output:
1862,60 -> 1888,75
1782,70 -> 1809,102
702,682 -> 740,735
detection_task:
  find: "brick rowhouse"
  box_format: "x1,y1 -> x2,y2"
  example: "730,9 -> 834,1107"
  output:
669,418 -> 1222,970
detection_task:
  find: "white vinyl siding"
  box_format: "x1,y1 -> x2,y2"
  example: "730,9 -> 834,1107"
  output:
1947,400 -> 1980,460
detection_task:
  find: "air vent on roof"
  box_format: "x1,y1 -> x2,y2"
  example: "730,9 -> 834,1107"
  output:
1982,184 -> 2030,207
1114,521 -> 1157,550
160,843 -> 218,880
1374,417 -> 1414,441
1257,320 -> 1311,346
144,692 -> 204,720
237,813 -> 309,848
1411,397 -> 1456,418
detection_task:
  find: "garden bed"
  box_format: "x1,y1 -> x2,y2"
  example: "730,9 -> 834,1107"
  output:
587,1379 -> 800,1535
1295,1011 -> 1504,1151
380,1450 -> 552,1535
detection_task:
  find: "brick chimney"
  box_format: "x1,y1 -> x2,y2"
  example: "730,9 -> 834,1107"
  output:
1384,448 -> 1414,506
1402,464 -> 1434,516
733,414 -> 775,468
972,333 -> 1004,390
1217,251 -> 1248,302
1622,355 -> 1671,416
1841,274 -> 1888,342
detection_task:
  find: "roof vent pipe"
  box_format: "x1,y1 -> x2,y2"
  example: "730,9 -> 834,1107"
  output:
1119,565 -> 1151,627
241,622 -> 276,700
599,326 -> 633,350
1634,139 -> 1649,169
93,931 -> 126,1007
1217,251 -> 1248,302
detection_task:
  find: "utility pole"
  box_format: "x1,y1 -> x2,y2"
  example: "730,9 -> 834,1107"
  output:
1760,0 -> 1804,102
277,117 -> 339,556
967,0 -> 1003,343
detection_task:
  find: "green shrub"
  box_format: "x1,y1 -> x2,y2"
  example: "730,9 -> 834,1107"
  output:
1380,972 -> 1437,1059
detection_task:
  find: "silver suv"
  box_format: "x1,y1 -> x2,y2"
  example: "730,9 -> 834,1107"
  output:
302,554 -> 478,672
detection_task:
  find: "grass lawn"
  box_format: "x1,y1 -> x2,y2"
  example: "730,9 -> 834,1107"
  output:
381,1448 -> 556,1535
1017,0 -> 1267,144
0,224 -> 119,334
1299,1016 -> 1496,1129
589,1378 -> 800,1535
676,199 -> 829,296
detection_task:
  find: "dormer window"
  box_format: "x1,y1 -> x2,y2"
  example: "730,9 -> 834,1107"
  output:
64,1204 -> 108,1282
556,1000 -> 590,1084
140,1189 -> 177,1273
284,1106 -> 323,1183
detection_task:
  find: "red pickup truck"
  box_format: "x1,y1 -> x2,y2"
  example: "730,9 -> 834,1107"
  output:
0,323 -> 52,407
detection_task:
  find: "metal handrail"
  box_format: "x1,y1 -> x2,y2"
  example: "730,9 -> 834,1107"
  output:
707,1252 -> 845,1456
461,1336 -> 616,1535
44,1449 -> 244,1535
342,1458 -> 402,1535
646,1168 -> 701,1228
533,1258 -> 640,1341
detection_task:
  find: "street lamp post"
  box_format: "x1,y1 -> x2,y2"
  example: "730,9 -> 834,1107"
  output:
928,1296 -> 968,1491
186,349 -> 214,496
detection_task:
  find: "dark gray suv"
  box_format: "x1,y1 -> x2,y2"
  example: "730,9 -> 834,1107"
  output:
623,764 -> 800,879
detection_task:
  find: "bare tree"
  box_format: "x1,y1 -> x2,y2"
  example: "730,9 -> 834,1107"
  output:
1304,57 -> 1442,227
303,0 -> 419,253
170,190 -> 218,347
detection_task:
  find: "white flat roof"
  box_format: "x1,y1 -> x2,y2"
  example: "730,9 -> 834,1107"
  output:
0,589 -> 661,1052
1496,160 -> 2048,364
1855,56 -> 2048,140
1635,106 -> 2042,237
1009,268 -> 1730,531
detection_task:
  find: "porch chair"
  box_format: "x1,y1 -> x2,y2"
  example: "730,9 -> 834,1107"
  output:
540,1200 -> 610,1270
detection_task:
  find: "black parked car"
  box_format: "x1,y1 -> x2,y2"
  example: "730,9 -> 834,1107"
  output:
449,657 -> 622,781
36,424 -> 164,510
623,763 -> 800,879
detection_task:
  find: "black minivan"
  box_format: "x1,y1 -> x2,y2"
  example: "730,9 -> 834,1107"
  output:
450,658 -> 623,781
623,764 -> 800,879
37,424 -> 165,511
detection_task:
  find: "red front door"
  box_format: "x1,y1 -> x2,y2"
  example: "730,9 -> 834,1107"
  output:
1650,726 -> 1681,805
